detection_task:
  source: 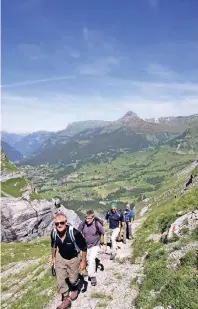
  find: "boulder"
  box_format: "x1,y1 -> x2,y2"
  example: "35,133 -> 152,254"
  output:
168,241 -> 198,261
146,234 -> 162,242
1,197 -> 81,242
167,210 -> 198,241
140,206 -> 149,217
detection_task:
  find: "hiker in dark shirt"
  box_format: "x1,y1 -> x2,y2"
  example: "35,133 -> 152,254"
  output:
185,174 -> 193,188
124,203 -> 135,239
51,212 -> 87,309
78,210 -> 105,286
104,202 -> 125,260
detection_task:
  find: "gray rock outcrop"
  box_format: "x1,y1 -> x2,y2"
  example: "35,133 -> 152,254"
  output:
0,171 -> 23,182
167,210 -> 198,241
146,234 -> 162,242
1,197 -> 81,242
140,206 -> 149,217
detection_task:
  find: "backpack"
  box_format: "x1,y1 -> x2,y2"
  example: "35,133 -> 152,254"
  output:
124,209 -> 134,222
52,225 -> 80,253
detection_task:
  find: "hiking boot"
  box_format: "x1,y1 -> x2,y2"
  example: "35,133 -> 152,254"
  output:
70,289 -> 78,301
110,253 -> 116,260
56,297 -> 71,309
91,277 -> 97,286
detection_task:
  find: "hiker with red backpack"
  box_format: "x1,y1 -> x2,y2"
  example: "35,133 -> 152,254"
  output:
78,210 -> 105,286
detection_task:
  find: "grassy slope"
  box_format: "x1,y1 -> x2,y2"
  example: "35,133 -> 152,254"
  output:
1,151 -> 17,172
21,146 -> 195,206
1,150 -> 28,197
1,237 -> 57,309
1,177 -> 28,197
133,186 -> 198,309
1,238 -> 50,266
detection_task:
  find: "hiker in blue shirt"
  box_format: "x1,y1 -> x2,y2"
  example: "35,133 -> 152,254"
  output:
104,202 -> 125,260
124,203 -> 135,239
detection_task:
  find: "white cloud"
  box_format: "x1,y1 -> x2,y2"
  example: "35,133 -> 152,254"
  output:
146,63 -> 178,80
2,79 -> 198,133
123,97 -> 198,118
2,20 -> 198,133
1,76 -> 75,88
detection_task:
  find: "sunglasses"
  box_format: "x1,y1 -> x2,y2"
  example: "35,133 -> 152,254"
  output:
55,221 -> 66,227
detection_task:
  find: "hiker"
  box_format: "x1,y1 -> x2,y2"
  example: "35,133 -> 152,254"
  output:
78,210 -> 105,286
104,202 -> 125,260
124,203 -> 135,239
54,198 -> 61,208
185,174 -> 193,188
50,212 -> 87,309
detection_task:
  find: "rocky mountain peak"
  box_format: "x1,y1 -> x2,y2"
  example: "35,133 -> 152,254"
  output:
116,111 -> 142,124
122,111 -> 139,119
116,111 -> 143,126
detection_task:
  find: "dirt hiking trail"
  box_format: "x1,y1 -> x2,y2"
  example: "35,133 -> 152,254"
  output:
45,219 -> 144,309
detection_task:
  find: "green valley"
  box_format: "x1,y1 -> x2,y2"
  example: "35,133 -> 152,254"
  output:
21,146 -> 195,209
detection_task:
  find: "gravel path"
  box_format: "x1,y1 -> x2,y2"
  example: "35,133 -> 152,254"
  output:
45,220 -> 143,309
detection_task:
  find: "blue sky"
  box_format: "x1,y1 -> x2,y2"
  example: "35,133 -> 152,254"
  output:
1,0 -> 198,133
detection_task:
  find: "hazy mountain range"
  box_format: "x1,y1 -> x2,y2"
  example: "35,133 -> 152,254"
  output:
1,111 -> 198,164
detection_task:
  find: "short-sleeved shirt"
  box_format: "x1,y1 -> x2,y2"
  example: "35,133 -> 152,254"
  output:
78,220 -> 104,248
51,225 -> 87,260
105,210 -> 124,229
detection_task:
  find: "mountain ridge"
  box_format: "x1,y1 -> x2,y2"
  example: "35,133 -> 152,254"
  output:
2,112 -> 198,166
1,141 -> 23,162
145,113 -> 198,126
17,112 -> 198,166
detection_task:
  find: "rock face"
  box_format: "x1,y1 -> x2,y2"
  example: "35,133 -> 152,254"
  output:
146,234 -> 162,242
140,205 -> 149,217
167,210 -> 198,241
1,197 -> 81,242
0,171 -> 23,182
1,149 -> 81,243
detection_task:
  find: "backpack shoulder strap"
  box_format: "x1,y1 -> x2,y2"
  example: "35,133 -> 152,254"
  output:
68,226 -> 80,253
116,210 -> 121,217
69,226 -> 75,242
95,216 -> 103,225
95,219 -> 100,234
81,220 -> 86,232
52,228 -> 57,240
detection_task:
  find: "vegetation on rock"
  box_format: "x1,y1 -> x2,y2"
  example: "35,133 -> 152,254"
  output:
133,184 -> 198,309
